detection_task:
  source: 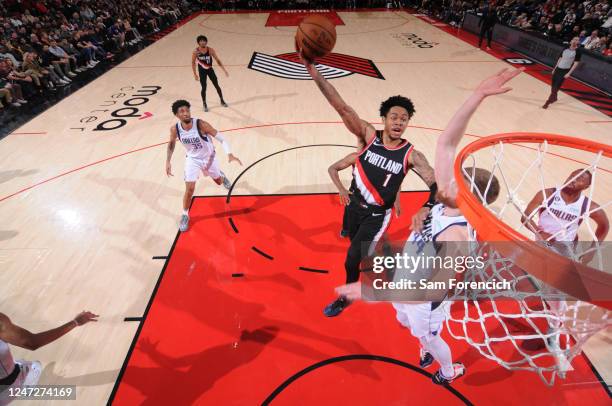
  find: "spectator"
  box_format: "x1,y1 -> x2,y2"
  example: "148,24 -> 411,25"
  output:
0,44 -> 21,68
80,4 -> 96,21
582,29 -> 600,48
22,51 -> 64,89
48,39 -> 80,74
0,59 -> 28,106
2,58 -> 36,97
0,86 -> 19,108
40,45 -> 74,84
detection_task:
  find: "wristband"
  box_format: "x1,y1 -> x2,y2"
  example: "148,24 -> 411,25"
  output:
72,319 -> 79,327
422,182 -> 437,209
214,132 -> 231,155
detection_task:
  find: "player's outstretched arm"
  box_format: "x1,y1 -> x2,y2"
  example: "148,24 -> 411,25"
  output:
301,55 -> 375,146
200,120 -> 242,165
435,68 -> 522,206
0,311 -> 98,351
328,153 -> 357,206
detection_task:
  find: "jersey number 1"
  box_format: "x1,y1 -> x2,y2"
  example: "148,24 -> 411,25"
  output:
383,174 -> 392,187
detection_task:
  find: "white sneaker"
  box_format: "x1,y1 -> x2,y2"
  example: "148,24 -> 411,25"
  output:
63,76 -> 72,82
18,360 -> 42,386
220,171 -> 232,190
11,102 -> 22,107
17,99 -> 27,104
179,214 -> 189,232
67,72 -> 77,77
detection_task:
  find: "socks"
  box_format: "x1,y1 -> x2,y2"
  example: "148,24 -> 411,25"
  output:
420,333 -> 454,378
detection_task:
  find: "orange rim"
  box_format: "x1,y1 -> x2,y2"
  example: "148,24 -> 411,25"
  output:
454,133 -> 612,310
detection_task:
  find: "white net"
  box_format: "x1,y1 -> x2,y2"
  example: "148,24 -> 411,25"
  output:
446,135 -> 612,386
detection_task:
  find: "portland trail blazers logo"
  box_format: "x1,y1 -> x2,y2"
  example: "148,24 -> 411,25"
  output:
248,52 -> 384,80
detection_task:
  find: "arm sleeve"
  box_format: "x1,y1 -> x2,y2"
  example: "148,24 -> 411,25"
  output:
214,132 -> 231,154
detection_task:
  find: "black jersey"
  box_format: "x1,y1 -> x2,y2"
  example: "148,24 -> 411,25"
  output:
195,47 -> 212,68
351,131 -> 413,209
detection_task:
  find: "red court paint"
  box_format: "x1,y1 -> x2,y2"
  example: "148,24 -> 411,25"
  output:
266,10 -> 345,27
110,194 -> 610,405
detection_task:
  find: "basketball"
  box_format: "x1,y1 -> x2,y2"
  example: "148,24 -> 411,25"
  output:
295,15 -> 337,60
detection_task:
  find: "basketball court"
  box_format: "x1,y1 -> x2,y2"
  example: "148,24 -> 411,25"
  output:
1,9 -> 610,405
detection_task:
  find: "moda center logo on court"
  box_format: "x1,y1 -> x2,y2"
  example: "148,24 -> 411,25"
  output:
71,85 -> 162,132
248,51 -> 384,80
392,33 -> 439,49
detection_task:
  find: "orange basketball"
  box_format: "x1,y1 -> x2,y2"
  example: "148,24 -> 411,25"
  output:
295,15 -> 337,60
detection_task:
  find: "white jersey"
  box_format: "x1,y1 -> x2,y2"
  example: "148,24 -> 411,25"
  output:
538,188 -> 589,241
392,204 -> 468,304
176,118 -> 215,160
409,203 -> 468,246
391,204 -> 466,336
0,339 -> 15,379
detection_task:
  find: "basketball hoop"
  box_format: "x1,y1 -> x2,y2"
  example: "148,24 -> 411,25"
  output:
447,132 -> 612,385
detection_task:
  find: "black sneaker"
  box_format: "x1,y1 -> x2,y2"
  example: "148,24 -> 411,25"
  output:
221,101 -> 228,107
323,297 -> 350,317
432,363 -> 465,385
419,349 -> 434,368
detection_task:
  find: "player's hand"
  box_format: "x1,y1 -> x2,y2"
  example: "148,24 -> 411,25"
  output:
296,44 -> 315,67
411,207 -> 430,233
475,67 -> 524,97
228,154 -> 242,165
166,161 -> 173,177
194,74 -> 199,81
536,229 -> 555,242
394,202 -> 401,218
223,68 -> 229,77
138,337 -> 158,354
73,311 -> 99,326
335,282 -> 362,301
579,249 -> 596,265
339,189 -> 351,206
564,73 -> 570,79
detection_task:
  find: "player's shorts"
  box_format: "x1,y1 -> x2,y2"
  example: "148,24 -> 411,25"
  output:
184,154 -> 221,183
392,301 -> 449,338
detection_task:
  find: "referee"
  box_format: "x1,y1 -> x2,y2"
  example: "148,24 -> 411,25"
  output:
478,3 -> 498,50
543,37 -> 582,109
